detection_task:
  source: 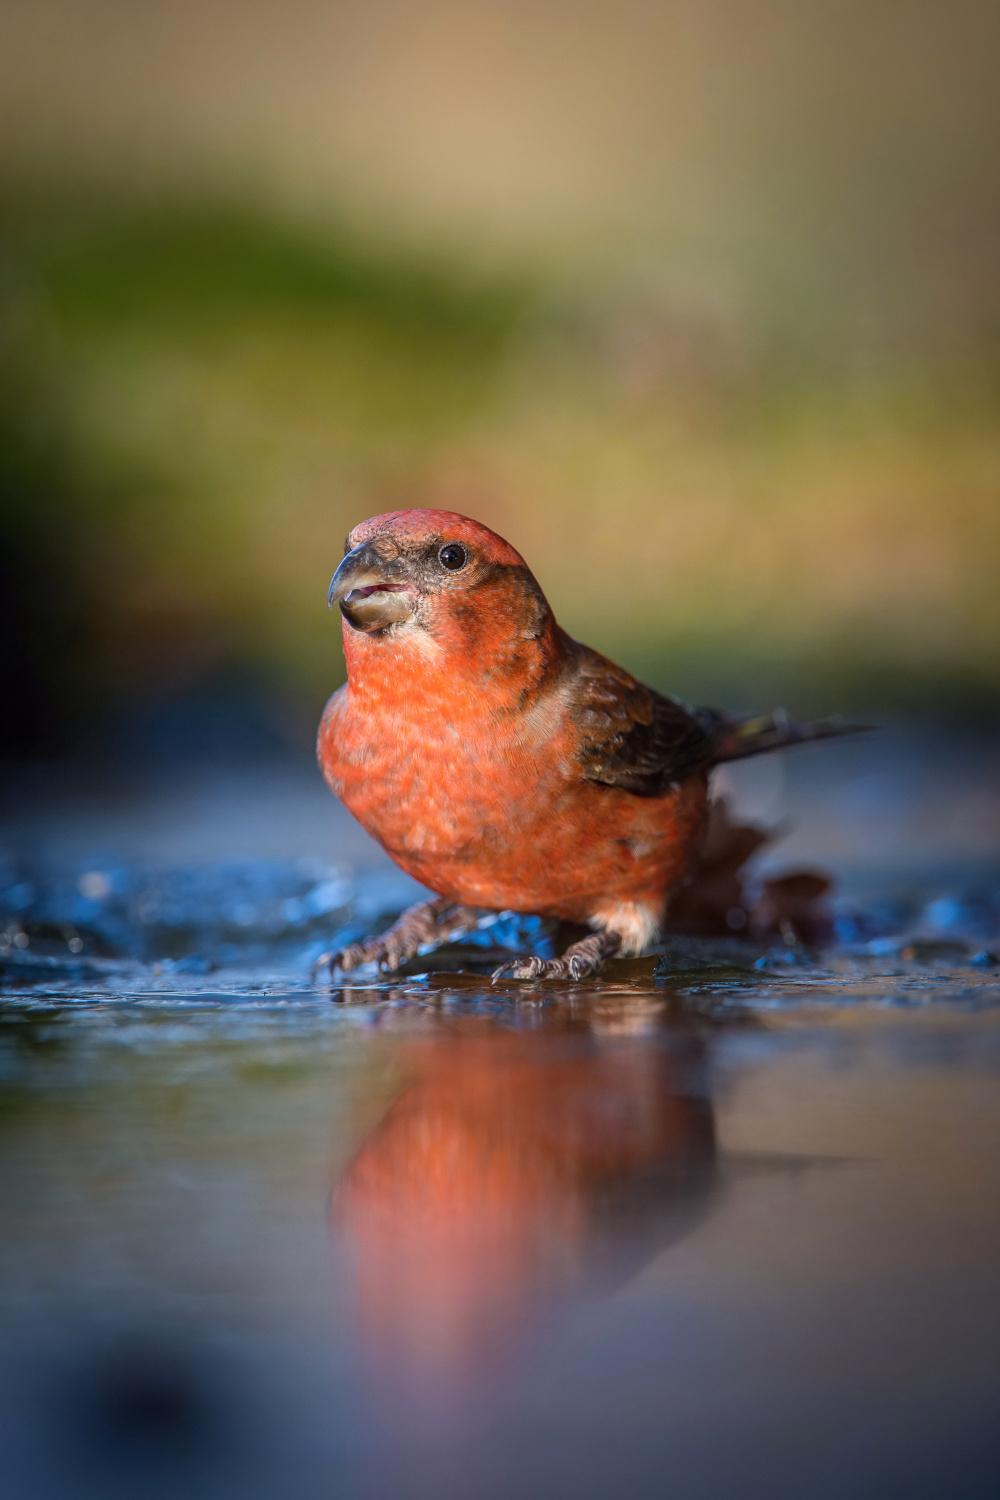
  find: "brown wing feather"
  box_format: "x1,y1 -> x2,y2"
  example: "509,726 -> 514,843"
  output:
564,641 -> 719,796
563,637 -> 870,798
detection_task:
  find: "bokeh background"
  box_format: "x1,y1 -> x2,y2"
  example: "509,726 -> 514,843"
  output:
2,0 -> 999,767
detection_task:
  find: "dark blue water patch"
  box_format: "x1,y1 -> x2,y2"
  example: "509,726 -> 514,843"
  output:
0,853 -> 417,967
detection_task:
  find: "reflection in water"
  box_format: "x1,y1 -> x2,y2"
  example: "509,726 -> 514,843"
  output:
4,989 -> 1000,1499
334,1000 -> 718,1402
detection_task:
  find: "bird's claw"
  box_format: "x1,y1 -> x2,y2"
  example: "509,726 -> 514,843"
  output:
316,899 -> 483,984
312,940 -> 406,981
311,950 -> 337,981
491,954 -> 592,983
491,934 -> 617,983
491,955 -> 542,982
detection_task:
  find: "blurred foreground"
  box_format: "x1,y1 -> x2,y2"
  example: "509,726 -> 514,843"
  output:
2,969 -> 1000,1499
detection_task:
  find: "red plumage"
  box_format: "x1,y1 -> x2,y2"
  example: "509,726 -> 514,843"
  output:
318,509 -> 856,978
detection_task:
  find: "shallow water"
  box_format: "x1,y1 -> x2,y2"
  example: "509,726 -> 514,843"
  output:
3,745 -> 1000,1498
2,958 -> 1000,1500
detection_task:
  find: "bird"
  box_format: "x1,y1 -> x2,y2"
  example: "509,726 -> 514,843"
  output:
317,508 -> 862,981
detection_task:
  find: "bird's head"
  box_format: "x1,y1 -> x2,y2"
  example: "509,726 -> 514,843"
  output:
328,510 -> 558,676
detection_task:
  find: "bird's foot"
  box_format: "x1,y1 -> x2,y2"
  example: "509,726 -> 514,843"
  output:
491,930 -> 622,984
315,897 -> 485,979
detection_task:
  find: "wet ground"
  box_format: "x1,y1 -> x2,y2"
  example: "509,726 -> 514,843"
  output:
2,730 -> 1000,1498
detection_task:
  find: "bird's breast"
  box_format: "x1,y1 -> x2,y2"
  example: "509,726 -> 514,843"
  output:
317,679 -> 706,920
318,684 -> 568,861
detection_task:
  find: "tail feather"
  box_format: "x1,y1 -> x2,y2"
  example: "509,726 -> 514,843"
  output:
711,711 -> 873,764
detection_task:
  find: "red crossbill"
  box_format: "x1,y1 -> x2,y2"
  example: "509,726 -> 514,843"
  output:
318,509 -> 859,980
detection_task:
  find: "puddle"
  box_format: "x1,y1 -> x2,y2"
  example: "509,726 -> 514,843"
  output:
2,793 -> 1000,1498
2,963 -> 1000,1498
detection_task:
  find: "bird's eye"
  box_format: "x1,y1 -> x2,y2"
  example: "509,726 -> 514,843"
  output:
438,543 -> 468,571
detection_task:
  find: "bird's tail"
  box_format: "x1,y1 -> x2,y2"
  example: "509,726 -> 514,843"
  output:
710,710 -> 872,764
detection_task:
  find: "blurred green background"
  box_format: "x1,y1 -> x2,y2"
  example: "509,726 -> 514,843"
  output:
2,0 -> 999,759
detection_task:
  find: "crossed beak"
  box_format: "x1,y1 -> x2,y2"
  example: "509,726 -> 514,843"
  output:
328,545 -> 415,633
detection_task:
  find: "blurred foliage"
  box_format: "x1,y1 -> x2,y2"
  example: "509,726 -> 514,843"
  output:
10,191 -> 520,358
2,175 -> 999,759
0,178 -> 529,754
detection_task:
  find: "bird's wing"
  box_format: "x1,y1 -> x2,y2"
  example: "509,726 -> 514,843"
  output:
566,645 -> 720,796
566,641 -> 869,798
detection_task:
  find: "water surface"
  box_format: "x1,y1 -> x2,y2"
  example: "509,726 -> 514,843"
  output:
3,962 -> 1000,1499
3,746 -> 1000,1497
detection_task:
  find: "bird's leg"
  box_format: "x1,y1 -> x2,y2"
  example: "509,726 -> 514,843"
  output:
492,928 -> 622,983
317,897 -> 484,977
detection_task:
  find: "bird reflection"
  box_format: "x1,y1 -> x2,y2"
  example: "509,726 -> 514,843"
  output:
333,999 -> 718,1403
